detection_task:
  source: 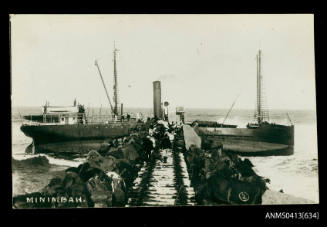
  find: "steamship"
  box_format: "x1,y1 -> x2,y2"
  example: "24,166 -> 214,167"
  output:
20,45 -> 143,154
193,50 -> 294,156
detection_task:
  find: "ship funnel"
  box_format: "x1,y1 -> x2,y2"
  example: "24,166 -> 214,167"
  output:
153,81 -> 162,119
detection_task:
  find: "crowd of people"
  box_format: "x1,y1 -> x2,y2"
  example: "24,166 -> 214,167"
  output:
141,118 -> 179,163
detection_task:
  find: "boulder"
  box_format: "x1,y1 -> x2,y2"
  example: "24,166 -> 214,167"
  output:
67,163 -> 128,207
106,171 -> 127,206
62,172 -> 87,196
86,171 -> 113,208
234,158 -> 257,177
114,159 -> 137,188
58,171 -> 89,207
85,169 -> 127,207
107,147 -> 125,159
206,174 -> 232,203
42,177 -> 63,195
121,143 -> 140,163
130,136 -> 143,147
74,163 -> 104,182
86,150 -> 116,173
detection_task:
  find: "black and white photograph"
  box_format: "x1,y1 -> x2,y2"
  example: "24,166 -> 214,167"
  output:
10,14 -> 319,208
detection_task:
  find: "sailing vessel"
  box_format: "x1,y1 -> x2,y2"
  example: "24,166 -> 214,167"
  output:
194,50 -> 294,156
20,44 -> 143,154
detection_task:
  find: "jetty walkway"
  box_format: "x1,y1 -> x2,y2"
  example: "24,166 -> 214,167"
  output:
127,146 -> 195,206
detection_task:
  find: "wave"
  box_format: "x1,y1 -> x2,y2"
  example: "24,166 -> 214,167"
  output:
12,152 -> 84,168
44,155 -> 84,167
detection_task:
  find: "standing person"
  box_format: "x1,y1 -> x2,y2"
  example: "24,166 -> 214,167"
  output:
143,136 -> 154,161
161,133 -> 171,149
136,112 -> 140,121
149,125 -> 154,137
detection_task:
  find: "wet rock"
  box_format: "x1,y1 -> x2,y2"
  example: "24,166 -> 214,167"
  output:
234,158 -> 256,177
49,162 -> 127,207
87,150 -> 103,165
107,147 -> 125,159
58,171 -> 89,207
204,154 -> 237,180
86,171 -> 113,207
75,163 -> 106,182
98,142 -> 111,156
186,145 -> 204,164
121,143 -> 140,163
45,170 -> 89,208
206,174 -> 232,203
114,159 -> 138,188
42,177 -> 63,195
86,150 -> 116,173
85,170 -> 127,207
62,172 -> 86,195
184,143 -> 267,205
106,171 -> 127,206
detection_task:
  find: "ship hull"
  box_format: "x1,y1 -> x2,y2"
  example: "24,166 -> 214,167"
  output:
194,124 -> 294,156
20,123 -> 141,154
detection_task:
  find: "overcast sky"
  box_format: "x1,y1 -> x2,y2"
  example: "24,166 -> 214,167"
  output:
11,14 -> 316,110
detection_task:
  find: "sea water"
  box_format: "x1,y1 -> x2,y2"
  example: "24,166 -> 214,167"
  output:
11,107 -> 319,203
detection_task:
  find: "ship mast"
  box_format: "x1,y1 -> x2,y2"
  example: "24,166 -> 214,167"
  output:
256,49 -> 263,125
113,42 -> 119,116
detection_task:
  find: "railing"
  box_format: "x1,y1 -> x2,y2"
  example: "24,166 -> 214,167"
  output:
21,113 -> 143,126
22,121 -> 59,126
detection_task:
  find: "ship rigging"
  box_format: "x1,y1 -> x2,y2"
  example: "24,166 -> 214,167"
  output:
248,50 -> 270,128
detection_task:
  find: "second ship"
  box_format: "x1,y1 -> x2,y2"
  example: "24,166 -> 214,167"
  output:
192,50 -> 294,156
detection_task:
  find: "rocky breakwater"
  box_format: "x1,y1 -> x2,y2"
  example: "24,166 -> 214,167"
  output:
183,138 -> 270,205
13,124 -> 154,208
